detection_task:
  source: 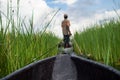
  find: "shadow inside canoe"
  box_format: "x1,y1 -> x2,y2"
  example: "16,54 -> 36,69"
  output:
2,57 -> 55,80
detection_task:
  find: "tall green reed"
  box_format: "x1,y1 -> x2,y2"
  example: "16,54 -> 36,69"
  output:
0,0 -> 60,78
74,19 -> 120,70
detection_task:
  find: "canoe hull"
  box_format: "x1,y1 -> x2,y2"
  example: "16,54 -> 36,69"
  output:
71,55 -> 120,80
2,54 -> 120,80
2,57 -> 55,80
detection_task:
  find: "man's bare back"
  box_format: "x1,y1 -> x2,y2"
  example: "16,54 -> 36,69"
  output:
61,16 -> 71,36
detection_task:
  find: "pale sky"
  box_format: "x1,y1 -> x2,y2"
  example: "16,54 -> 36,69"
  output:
0,0 -> 120,37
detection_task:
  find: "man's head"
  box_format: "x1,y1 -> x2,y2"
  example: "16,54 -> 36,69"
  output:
64,14 -> 68,19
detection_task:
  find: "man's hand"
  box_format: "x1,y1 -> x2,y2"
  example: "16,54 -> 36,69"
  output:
68,32 -> 72,36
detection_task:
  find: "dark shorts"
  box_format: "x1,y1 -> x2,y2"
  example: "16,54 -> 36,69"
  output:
63,35 -> 70,47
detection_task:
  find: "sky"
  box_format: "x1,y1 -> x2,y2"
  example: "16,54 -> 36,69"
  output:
0,0 -> 120,37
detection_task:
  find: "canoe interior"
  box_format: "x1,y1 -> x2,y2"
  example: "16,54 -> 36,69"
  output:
2,57 -> 55,80
71,55 -> 120,80
1,54 -> 120,80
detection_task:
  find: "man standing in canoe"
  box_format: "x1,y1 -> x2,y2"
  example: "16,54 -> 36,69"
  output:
61,14 -> 72,48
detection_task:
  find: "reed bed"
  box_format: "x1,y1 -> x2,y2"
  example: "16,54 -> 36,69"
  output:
0,0 -> 60,78
73,19 -> 120,70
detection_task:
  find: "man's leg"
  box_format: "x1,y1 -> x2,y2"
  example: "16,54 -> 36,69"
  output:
64,35 -> 70,48
65,35 -> 70,48
63,35 -> 67,48
64,35 -> 71,48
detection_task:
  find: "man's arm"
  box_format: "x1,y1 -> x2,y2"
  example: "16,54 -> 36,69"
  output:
66,20 -> 72,36
66,20 -> 70,27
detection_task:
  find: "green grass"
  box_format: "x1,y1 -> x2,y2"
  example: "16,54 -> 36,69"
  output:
0,0 -> 60,78
0,30 -> 60,78
73,19 -> 120,70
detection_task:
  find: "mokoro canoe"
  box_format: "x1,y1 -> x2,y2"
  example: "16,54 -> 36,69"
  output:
1,54 -> 120,80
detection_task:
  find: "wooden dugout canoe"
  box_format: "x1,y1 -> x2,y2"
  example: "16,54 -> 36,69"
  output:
1,54 -> 120,80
